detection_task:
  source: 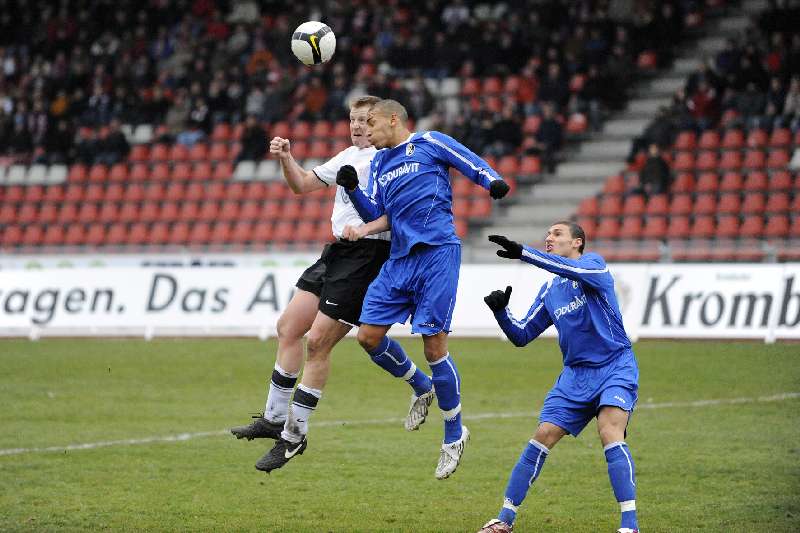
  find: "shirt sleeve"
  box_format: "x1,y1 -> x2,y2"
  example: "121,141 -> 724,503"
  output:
493,281 -> 554,346
520,248 -> 612,291
346,155 -> 385,222
312,148 -> 349,186
422,131 -> 505,190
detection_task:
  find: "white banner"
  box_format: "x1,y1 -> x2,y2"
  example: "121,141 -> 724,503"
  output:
0,263 -> 798,341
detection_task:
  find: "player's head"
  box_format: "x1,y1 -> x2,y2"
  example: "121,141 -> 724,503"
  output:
545,221 -> 585,258
349,95 -> 381,148
366,99 -> 409,149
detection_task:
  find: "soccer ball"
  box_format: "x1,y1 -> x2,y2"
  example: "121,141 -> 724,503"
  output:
291,21 -> 336,66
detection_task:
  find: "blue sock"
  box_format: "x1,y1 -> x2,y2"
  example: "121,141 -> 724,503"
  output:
498,439 -> 549,525
429,353 -> 462,443
367,336 -> 432,396
604,441 -> 638,531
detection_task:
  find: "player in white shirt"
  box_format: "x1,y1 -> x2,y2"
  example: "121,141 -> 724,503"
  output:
230,96 -> 391,472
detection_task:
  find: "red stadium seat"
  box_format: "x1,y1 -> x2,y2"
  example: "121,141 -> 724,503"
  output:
295,220 -> 316,242
150,143 -> 169,162
602,174 -> 626,195
130,163 -> 149,181
309,140 -> 331,159
671,151 -> 695,171
690,215 -> 715,238
109,163 -> 128,181
217,200 -> 240,221
669,193 -> 693,216
791,216 -> 800,238
577,197 -> 598,217
522,115 -> 541,134
188,222 -> 212,244
167,222 -> 190,245
211,124 -> 232,142
139,201 -> 160,222
118,202 -> 140,223
622,195 -> 646,216
311,121 -> 332,139
693,193 -> 717,215
469,197 -> 491,219
251,221 -> 273,243
595,217 -> 621,240
721,129 -> 744,150
77,202 -> 99,223
64,223 -> 86,245
271,121 -> 291,138
144,183 -> 166,202
292,121 -> 312,139
698,130 -> 720,150
164,182 -> 185,202
150,163 -> 170,181
598,195 -> 623,217
42,224 -> 66,246
20,224 -> 43,246
212,161 -> 233,180
715,215 -> 739,239
85,223 -> 106,246
193,161 -> 213,180
271,221 -> 294,244
230,221 -> 253,243
743,171 -> 767,191
209,143 -> 229,161
38,203 -> 58,224
169,144 -> 190,162
129,145 -> 149,163
741,193 -> 766,214
766,149 -> 789,168
496,156 -> 519,176
43,185 -> 65,203
184,182 -> 204,201
451,177 -> 472,198
746,128 -> 767,148
739,215 -> 764,238
261,201 -> 281,220
716,193 -> 741,214
482,77 -> 503,95
670,172 -> 695,194
17,203 -> 38,223
645,194 -> 669,216
177,201 -> 200,222
765,192 -> 789,214
768,170 -> 792,190
518,156 -> 541,175
159,202 -> 179,222
576,217 -> 596,239
461,77 -> 480,97
696,151 -> 719,171
642,216 -> 668,239
209,221 -> 232,244
619,216 -> 643,239
68,164 -> 87,182
452,197 -> 469,219
105,223 -> 127,245
769,128 -> 791,147
718,171 -> 743,193
719,150 -> 742,170
764,215 -> 789,238
198,201 -> 220,221
127,223 -> 149,245
171,162 -> 192,181
566,113 -> 588,134
637,50 -> 657,69
188,143 -> 209,161
666,215 -> 691,239
332,120 -> 350,139
695,172 -> 719,193
743,149 -> 766,169
147,222 -> 170,245
673,131 -> 696,151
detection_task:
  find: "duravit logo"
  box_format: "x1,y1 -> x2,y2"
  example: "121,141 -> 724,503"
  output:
378,162 -> 420,186
554,294 -> 587,320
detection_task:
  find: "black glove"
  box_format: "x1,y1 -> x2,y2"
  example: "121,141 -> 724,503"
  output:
488,234 -> 523,259
489,180 -> 510,200
484,286 -> 512,312
336,165 -> 358,191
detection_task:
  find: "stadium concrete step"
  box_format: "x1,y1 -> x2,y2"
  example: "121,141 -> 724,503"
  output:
626,97 -> 672,115
602,118 -> 651,137
638,76 -> 685,98
571,140 -> 630,162
503,200 -> 580,225
672,57 -> 703,76
554,161 -> 623,181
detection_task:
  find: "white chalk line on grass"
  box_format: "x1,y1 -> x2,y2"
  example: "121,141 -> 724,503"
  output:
2,392 -> 798,457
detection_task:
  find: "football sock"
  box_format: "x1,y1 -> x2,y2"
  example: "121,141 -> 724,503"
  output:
429,353 -> 462,443
264,363 -> 298,423
498,439 -> 549,525
604,441 -> 638,531
367,336 -> 432,396
281,384 -> 321,443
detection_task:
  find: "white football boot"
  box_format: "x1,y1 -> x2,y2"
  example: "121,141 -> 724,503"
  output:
435,425 -> 470,479
404,388 -> 435,431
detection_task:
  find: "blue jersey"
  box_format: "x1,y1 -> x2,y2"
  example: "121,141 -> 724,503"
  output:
348,131 -> 504,259
493,247 -> 631,367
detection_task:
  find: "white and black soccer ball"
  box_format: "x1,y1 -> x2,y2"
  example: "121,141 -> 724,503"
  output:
291,21 -> 336,66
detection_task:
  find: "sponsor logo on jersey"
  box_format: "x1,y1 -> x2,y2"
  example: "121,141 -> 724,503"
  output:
378,162 -> 420,186
406,143 -> 415,156
553,294 -> 587,320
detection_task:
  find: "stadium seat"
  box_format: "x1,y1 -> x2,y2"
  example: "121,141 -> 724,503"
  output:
739,215 -> 764,238
129,144 -> 149,162
300,199 -> 323,221
292,121 -> 312,140
42,224 -> 65,246
184,183 -> 204,201
0,204 -> 16,225
64,223 -> 86,245
205,182 -> 226,201
130,163 -> 149,181
695,172 -> 719,193
715,215 -> 739,239
295,220 -> 316,242
669,193 -> 693,216
577,196 -> 598,217
469,197 -> 491,219
169,144 -> 190,162
765,192 -> 789,214
209,142 -> 229,161
622,195 -> 646,216
717,193 -> 741,214
642,216 -> 668,239
23,184 -> 44,202
144,183 -> 166,202
68,164 -> 88,182
565,113 -> 588,134
38,203 -> 58,224
96,201 -> 118,223
311,121 -> 332,139
522,115 -> 541,134
673,130 -> 696,151
43,184 -> 64,203
332,120 -> 350,139
212,161 -> 234,180
209,221 -> 232,244
149,222 -> 171,245
496,156 -> 519,176
164,222 -> 189,245
602,174 -> 626,195
690,215 -> 715,239
64,184 -> 84,202
718,171 -> 743,193
666,215 -> 691,239
150,163 -> 170,181
225,182 -> 246,201
261,201 -> 281,220
741,193 -> 766,215
165,182 -> 186,202
271,221 -> 294,244
620,216 -> 643,239
118,202 -> 140,223
698,130 -> 720,150
644,194 -> 668,216
109,163 -> 128,181
766,149 -> 789,168
127,223 -> 149,245
693,193 -> 717,215
188,143 -> 209,161
461,77 -> 480,97
768,170 -> 792,191
150,143 -> 169,162
230,221 -> 253,243
216,200 -> 239,221
743,149 -> 766,169
518,156 -> 541,176
17,203 -> 38,223
105,223 -> 127,245
598,195 -> 623,217
721,129 -> 744,150
595,217 -> 621,240
764,215 -> 789,238
85,223 -> 106,246
719,150 -> 742,170
251,221 -> 273,243
637,50 -> 657,69
198,201 -> 220,221
696,151 -> 719,171
746,128 -> 768,148
211,123 -> 232,142
575,216 -> 596,239
188,222 -> 212,244
139,201 -> 160,222
77,202 -> 99,223
451,177 -> 472,198
308,140 -> 330,159
671,151 -> 695,171
171,163 -> 192,181
177,201 -> 200,222
670,172 -> 695,194
20,224 -> 43,247
743,171 -> 767,191
769,128 -> 791,147
789,217 -> 800,238
193,161 -> 213,180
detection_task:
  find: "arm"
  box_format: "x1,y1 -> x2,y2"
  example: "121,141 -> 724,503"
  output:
422,131 -> 509,199
270,137 -> 326,194
485,283 -> 553,347
342,215 -> 390,241
337,158 -> 385,223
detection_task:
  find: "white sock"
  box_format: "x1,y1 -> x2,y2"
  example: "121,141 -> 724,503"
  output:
282,384 -> 321,443
264,363 -> 298,423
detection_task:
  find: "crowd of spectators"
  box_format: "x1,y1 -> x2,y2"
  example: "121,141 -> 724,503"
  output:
0,0 -> 707,168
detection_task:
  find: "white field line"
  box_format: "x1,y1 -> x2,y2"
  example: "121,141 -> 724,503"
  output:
2,392 -> 798,457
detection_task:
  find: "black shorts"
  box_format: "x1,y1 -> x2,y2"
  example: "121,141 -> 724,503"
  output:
295,239 -> 391,325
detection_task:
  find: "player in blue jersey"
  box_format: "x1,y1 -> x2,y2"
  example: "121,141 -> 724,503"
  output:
477,221 -> 639,533
336,99 -> 510,479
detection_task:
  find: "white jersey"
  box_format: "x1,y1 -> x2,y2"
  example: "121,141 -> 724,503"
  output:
312,145 -> 390,241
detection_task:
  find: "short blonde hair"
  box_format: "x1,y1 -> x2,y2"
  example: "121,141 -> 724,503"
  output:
349,95 -> 381,109
371,99 -> 408,123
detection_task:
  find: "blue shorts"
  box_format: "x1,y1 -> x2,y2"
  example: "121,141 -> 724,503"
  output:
539,350 -> 639,437
359,243 -> 460,335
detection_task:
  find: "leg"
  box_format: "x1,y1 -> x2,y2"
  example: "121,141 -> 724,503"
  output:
598,406 -> 638,532
230,288 -> 318,440
423,332 -> 462,442
358,323 -> 434,398
281,312 -> 351,442
490,423 -> 567,529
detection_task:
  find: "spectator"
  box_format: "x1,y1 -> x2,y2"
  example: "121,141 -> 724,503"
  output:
44,119 -> 74,164
236,114 -> 267,163
486,104 -> 522,157
627,106 -> 676,162
95,119 -> 130,165
528,102 -> 563,174
636,143 -> 672,197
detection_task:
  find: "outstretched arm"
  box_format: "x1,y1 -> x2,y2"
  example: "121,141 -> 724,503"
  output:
336,164 -> 384,222
342,215 -> 390,241
423,131 -> 510,199
485,283 -> 553,346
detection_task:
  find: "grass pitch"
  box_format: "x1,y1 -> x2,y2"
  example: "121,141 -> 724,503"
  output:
1,337 -> 798,532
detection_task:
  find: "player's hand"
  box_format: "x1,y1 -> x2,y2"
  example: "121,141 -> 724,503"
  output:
342,224 -> 367,241
336,165 -> 358,191
484,286 -> 512,312
269,137 -> 290,158
489,180 -> 510,200
488,234 -> 523,259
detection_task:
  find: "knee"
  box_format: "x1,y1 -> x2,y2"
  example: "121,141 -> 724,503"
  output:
276,313 -> 302,342
357,328 -> 381,352
306,333 -> 332,361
